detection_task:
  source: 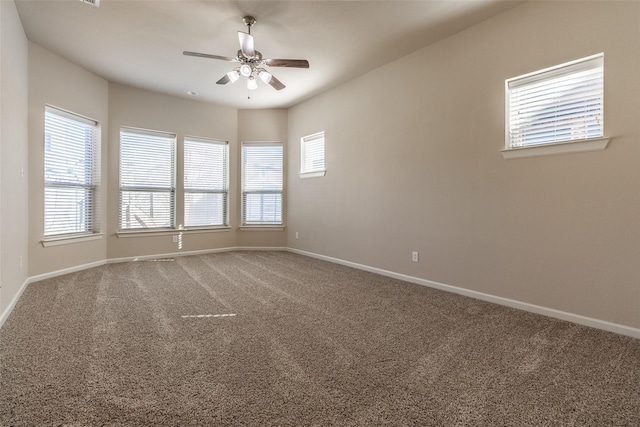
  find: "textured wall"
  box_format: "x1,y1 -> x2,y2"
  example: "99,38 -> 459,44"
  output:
287,1 -> 640,329
0,0 -> 29,315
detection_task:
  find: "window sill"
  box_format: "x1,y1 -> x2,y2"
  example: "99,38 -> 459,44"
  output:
117,226 -> 230,238
299,170 -> 326,179
501,137 -> 610,160
41,233 -> 103,247
239,225 -> 285,231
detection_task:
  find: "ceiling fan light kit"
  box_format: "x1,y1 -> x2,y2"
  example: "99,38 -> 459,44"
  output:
227,69 -> 240,83
247,76 -> 258,90
258,69 -> 272,84
240,64 -> 252,77
184,16 -> 309,93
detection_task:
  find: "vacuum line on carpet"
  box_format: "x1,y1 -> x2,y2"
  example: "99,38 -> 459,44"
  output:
180,313 -> 237,318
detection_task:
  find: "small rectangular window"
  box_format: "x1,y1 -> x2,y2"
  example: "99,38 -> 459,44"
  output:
300,131 -> 325,177
184,136 -> 229,228
119,127 -> 176,230
242,142 -> 283,225
44,106 -> 99,237
506,53 -> 604,149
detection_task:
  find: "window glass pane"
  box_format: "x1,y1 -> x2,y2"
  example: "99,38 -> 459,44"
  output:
243,145 -> 283,191
44,107 -> 97,237
120,130 -> 175,188
301,132 -> 325,173
119,128 -> 176,230
243,193 -> 282,225
184,137 -> 228,227
44,186 -> 91,235
242,143 -> 283,225
185,193 -> 227,226
119,191 -> 173,230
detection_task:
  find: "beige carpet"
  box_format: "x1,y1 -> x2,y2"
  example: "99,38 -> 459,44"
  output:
0,251 -> 638,426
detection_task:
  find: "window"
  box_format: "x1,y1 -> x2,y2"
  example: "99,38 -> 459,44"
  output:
300,131 -> 325,177
506,53 -> 604,151
184,136 -> 229,227
119,128 -> 176,230
242,142 -> 283,226
44,106 -> 99,238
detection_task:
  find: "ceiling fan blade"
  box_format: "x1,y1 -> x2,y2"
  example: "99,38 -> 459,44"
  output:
216,74 -> 231,85
238,31 -> 255,58
183,51 -> 236,62
268,74 -> 286,91
264,58 -> 309,68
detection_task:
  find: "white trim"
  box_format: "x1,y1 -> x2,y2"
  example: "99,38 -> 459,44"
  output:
0,278 -> 30,330
45,104 -> 98,126
28,260 -> 107,283
501,137 -> 610,159
287,248 -> 640,340
41,233 -> 103,247
299,170 -> 326,179
506,53 -> 604,89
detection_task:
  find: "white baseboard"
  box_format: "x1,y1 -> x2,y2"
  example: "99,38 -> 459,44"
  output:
288,248 -> 640,340
0,278 -> 30,330
3,247 -> 638,340
27,260 -> 108,283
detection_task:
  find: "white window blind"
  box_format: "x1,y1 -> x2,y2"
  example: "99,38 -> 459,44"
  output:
44,106 -> 98,237
301,131 -> 325,174
184,136 -> 229,227
242,143 -> 283,225
506,53 -> 604,149
119,128 -> 176,230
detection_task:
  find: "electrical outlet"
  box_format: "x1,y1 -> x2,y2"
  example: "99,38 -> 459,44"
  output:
412,251 -> 419,262
172,235 -> 178,243
19,256 -> 23,269
295,232 -> 299,239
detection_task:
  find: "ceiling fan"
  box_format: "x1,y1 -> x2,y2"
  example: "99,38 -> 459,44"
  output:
183,16 -> 309,91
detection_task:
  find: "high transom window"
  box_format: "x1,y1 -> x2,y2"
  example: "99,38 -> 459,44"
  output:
506,53 -> 604,149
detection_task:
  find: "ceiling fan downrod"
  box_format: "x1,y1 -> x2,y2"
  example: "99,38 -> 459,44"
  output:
243,16 -> 256,34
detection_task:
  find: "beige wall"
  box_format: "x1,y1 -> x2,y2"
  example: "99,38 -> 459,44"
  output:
28,42 -> 109,276
0,0 -> 29,315
287,1 -> 640,330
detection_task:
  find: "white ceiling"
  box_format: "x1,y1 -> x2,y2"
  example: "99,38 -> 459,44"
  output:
15,0 -> 522,109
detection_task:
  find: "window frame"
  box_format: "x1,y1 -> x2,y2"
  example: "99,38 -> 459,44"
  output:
42,105 -> 100,244
503,53 -> 609,159
183,135 -> 229,229
118,126 -> 177,232
241,141 -> 284,228
300,131 -> 326,178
